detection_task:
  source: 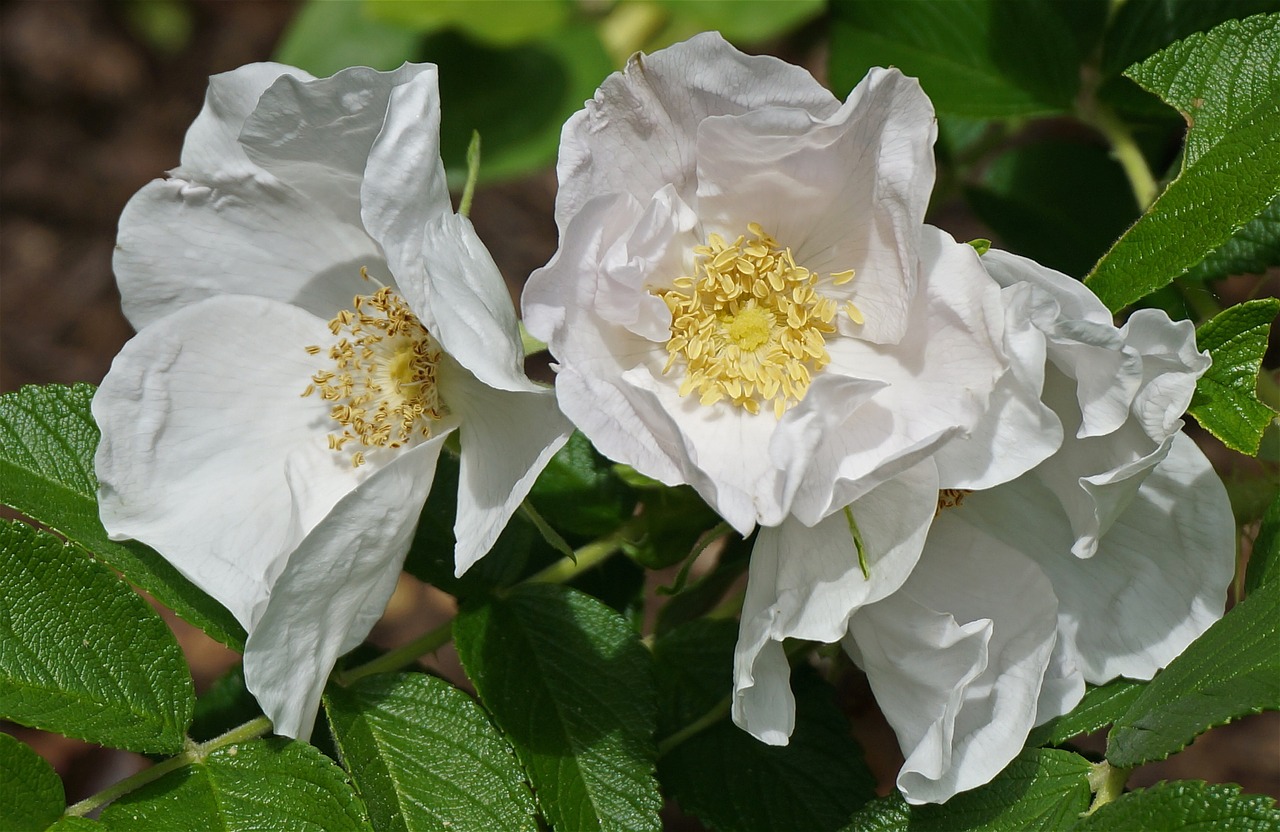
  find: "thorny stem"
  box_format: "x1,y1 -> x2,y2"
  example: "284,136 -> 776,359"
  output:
1084,760 -> 1132,815
65,717 -> 273,817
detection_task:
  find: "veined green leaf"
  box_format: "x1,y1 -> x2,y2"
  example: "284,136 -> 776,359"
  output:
829,0 -> 1107,117
1025,678 -> 1145,748
1107,579 -> 1280,767
1085,13 -> 1280,309
1073,781 -> 1280,830
0,384 -> 243,648
0,520 -> 193,754
454,584 -> 662,832
655,620 -> 875,831
1187,298 -> 1280,455
325,673 -> 538,832
0,731 -> 64,832
1245,491 -> 1280,595
840,748 -> 1092,831
96,739 -> 372,830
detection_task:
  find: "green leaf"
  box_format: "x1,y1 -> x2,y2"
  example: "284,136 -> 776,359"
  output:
1187,298 -> 1280,455
1026,678 -> 1146,748
0,731 -> 64,832
403,450 -> 547,598
97,739 -> 373,831
965,140 -> 1137,277
1185,195 -> 1280,282
528,431 -> 637,539
366,0 -> 569,46
1085,14 -> 1280,310
1073,781 -> 1280,831
325,672 -> 538,832
625,485 -> 721,571
840,748 -> 1092,831
0,384 -> 244,648
1107,578 -> 1280,767
656,0 -> 824,43
1099,0 -> 1280,116
655,621 -> 875,831
1246,491 -> 1280,595
829,0 -> 1107,117
454,584 -> 662,832
275,0 -> 422,77
190,663 -> 261,743
426,24 -> 613,183
47,819 -> 99,830
0,520 -> 193,754
654,534 -> 750,636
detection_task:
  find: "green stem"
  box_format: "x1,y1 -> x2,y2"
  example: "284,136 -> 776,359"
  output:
458,130 -> 481,218
1086,103 -> 1159,211
64,716 -> 273,817
341,619 -> 454,685
526,528 -> 629,584
64,525 -> 631,816
521,500 -> 577,561
657,697 -> 731,757
1084,760 -> 1132,815
1175,276 -> 1222,322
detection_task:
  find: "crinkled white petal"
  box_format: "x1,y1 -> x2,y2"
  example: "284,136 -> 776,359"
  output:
524,194 -> 690,489
244,436 -> 447,740
847,510 -> 1063,804
694,66 -> 935,344
442,362 -> 572,576
93,295 -> 366,628
116,174 -> 381,330
788,226 -> 1006,522
979,248 -> 1111,326
359,68 -> 452,295
554,32 -> 840,228
173,62 -> 315,185
955,432 -> 1232,681
116,65 -> 441,328
400,212 -> 539,395
732,460 -> 939,744
1116,309 -> 1208,438
241,63 -> 440,235
933,281 -> 1062,489
593,186 -> 698,341
1035,368 -> 1175,558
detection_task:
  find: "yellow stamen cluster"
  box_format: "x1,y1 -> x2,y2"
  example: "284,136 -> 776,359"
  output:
654,223 -> 861,418
936,489 -> 972,512
302,285 -> 446,467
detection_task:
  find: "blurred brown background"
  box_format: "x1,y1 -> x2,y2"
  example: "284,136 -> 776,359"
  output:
1,0 -> 1275,815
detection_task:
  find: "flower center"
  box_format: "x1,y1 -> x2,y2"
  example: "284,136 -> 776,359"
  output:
302,283 -> 446,468
936,489 -> 972,513
654,222 -> 861,419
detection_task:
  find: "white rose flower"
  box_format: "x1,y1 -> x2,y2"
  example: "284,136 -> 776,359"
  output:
523,29 -> 1066,775
94,63 -> 571,739
841,250 -> 1234,803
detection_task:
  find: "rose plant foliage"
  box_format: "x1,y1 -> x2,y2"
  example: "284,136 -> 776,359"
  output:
2,4 -> 1279,832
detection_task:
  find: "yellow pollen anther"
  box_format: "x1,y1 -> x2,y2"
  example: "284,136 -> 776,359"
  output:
654,224 -> 860,417
937,489 -> 972,513
302,284 -> 447,467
